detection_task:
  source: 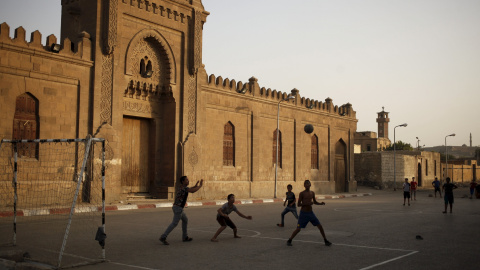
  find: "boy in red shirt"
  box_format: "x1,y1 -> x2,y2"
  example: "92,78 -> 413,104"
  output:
410,177 -> 418,201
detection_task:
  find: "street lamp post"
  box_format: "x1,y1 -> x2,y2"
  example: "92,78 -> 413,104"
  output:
445,133 -> 455,180
275,95 -> 295,198
416,137 -> 420,150
393,123 -> 408,191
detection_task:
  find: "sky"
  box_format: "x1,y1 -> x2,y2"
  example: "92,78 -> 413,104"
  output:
1,0 -> 479,148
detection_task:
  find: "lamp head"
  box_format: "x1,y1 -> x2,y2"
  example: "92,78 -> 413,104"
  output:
400,123 -> 408,127
450,133 -> 456,137
285,95 -> 295,100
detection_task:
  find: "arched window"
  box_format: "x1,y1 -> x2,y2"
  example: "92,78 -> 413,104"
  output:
311,134 -> 318,169
12,93 -> 39,158
273,129 -> 282,168
223,122 -> 235,166
146,60 -> 152,72
140,59 -> 146,75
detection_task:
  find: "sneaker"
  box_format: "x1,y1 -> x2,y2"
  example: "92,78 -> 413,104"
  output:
324,240 -> 332,246
183,237 -> 193,242
276,224 -> 284,227
287,240 -> 292,246
159,237 -> 169,245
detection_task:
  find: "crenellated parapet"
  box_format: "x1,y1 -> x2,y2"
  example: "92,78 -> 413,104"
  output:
204,72 -> 356,118
120,0 -> 192,24
0,22 -> 92,60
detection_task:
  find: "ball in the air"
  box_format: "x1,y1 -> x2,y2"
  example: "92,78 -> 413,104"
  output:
304,124 -> 314,134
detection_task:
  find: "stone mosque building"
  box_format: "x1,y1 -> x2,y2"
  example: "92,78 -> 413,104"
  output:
0,0 -> 358,203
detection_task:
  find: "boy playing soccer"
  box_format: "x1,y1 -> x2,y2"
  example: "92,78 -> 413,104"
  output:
159,176 -> 203,245
277,184 -> 298,227
211,194 -> 252,242
286,180 -> 332,247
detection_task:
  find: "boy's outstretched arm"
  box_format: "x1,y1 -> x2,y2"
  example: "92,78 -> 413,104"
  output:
189,179 -> 204,193
312,192 -> 325,205
236,210 -> 252,220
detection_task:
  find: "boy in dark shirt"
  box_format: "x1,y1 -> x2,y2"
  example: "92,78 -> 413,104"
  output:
277,184 -> 298,227
159,176 -> 203,245
442,177 -> 458,214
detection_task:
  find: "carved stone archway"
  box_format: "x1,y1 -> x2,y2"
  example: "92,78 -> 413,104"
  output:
125,28 -> 176,85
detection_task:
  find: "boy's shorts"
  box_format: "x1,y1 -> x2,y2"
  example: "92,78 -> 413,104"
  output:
444,194 -> 454,204
297,211 -> 321,229
216,215 -> 236,229
403,191 -> 410,199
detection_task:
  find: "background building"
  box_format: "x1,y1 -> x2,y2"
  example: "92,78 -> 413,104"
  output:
354,107 -> 391,152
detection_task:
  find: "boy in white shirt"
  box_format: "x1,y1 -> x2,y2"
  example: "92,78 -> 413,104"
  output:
211,194 -> 252,242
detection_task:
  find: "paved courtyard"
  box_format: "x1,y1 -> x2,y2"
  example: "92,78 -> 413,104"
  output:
1,187 -> 478,270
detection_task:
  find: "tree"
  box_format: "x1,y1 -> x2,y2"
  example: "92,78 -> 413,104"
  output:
384,140 -> 414,151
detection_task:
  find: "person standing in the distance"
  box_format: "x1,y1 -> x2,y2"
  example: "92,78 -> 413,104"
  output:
403,178 -> 411,206
432,177 -> 442,198
277,184 -> 298,227
410,177 -> 418,201
286,180 -> 332,247
442,177 -> 458,214
469,179 -> 477,199
159,176 -> 203,245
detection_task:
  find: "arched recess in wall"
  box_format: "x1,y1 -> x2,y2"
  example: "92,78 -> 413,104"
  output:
125,29 -> 177,85
334,139 -> 347,192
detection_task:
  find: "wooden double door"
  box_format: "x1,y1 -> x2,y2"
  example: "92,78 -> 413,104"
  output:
122,117 -> 153,193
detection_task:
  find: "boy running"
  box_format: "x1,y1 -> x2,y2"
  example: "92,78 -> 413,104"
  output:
211,194 -> 252,242
277,184 -> 298,227
286,180 -> 332,247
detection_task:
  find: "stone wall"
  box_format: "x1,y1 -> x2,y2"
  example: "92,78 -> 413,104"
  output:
355,151 -> 441,190
442,160 -> 479,185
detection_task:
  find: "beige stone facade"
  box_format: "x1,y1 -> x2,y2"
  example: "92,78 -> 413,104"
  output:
441,160 -> 479,184
355,150 -> 441,189
0,0 -> 358,204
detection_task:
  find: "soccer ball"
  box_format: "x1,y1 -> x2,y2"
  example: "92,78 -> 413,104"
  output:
304,124 -> 314,134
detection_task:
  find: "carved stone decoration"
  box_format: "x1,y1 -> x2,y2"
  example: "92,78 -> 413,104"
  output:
187,73 -> 196,133
129,38 -> 169,87
125,29 -> 176,85
99,0 -> 117,125
100,54 -> 113,125
188,146 -> 198,172
193,10 -> 202,69
187,10 -> 203,133
103,0 -> 118,55
123,100 -> 153,114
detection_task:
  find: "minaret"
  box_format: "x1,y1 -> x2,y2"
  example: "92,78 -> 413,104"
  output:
376,107 -> 390,139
